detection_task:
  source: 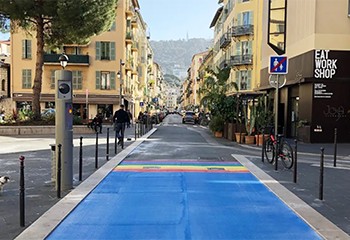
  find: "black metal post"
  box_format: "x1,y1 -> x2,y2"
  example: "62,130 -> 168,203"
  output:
114,127 -> 118,154
19,155 -> 25,227
274,135 -> 279,171
261,129 -> 265,163
333,128 -> 337,167
106,128 -> 110,161
57,144 -> 62,199
319,147 -> 325,200
121,123 -> 124,149
293,139 -> 298,183
79,136 -> 83,181
134,122 -> 137,140
95,132 -> 98,169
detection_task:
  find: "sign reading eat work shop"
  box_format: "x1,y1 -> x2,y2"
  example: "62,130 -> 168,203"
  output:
314,50 -> 338,79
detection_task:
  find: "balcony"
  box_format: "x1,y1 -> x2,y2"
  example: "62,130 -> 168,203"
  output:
43,54 -> 89,65
219,59 -> 232,69
231,54 -> 253,66
125,32 -> 133,44
220,32 -> 231,49
232,24 -> 254,37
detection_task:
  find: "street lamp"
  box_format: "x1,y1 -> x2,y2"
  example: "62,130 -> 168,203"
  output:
59,53 -> 69,69
118,59 -> 125,105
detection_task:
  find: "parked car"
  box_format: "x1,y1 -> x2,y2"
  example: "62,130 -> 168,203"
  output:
182,111 -> 197,124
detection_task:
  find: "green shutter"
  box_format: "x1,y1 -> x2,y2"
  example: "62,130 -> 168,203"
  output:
248,41 -> 252,54
110,71 -> 116,90
237,13 -> 242,26
247,70 -> 251,89
78,71 -> 82,90
50,70 -> 55,89
22,69 -> 26,88
27,40 -> 32,58
236,42 -> 241,55
22,40 -> 26,58
110,42 -> 116,60
249,11 -> 253,25
235,71 -> 240,85
95,71 -> 101,89
95,42 -> 101,60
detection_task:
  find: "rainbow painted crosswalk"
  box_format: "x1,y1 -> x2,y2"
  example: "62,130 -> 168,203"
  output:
113,160 -> 249,173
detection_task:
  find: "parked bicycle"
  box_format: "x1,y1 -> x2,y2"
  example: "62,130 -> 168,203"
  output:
263,130 -> 294,169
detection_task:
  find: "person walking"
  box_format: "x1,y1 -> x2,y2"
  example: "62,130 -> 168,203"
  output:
126,110 -> 132,128
113,105 -> 130,145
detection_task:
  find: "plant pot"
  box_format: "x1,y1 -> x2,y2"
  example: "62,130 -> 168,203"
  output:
245,135 -> 255,145
214,131 -> 223,138
235,132 -> 246,143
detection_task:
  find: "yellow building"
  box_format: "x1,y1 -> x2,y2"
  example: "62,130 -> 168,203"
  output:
260,0 -> 350,143
210,0 -> 263,96
10,0 -> 153,122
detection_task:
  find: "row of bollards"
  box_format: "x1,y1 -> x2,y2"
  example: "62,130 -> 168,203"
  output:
260,127 -> 339,202
19,123 -> 154,227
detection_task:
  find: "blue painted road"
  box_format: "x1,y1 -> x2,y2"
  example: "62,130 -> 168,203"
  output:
47,160 -> 321,239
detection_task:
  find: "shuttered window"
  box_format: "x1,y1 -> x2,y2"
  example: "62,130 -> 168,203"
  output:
22,69 -> 32,89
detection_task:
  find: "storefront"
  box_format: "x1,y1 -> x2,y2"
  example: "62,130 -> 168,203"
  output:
261,50 -> 350,143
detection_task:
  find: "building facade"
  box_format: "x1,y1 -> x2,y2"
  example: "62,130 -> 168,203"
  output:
10,0 -> 157,122
260,0 -> 350,143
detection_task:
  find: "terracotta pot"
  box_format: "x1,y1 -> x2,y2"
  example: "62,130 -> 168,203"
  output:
214,131 -> 223,138
245,135 -> 255,145
235,132 -> 246,143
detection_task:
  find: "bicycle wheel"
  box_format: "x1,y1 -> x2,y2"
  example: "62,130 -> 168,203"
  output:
280,140 -> 294,169
264,138 -> 275,164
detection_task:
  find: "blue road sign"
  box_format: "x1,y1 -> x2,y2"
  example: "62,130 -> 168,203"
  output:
140,102 -> 144,107
269,56 -> 288,74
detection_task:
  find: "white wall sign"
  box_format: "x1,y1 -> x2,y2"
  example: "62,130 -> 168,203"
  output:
314,50 -> 337,79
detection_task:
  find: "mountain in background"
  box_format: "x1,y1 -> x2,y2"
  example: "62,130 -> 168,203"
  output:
150,38 -> 213,83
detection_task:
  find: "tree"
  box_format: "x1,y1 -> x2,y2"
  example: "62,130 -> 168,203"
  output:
200,67 -> 238,121
0,0 -> 118,119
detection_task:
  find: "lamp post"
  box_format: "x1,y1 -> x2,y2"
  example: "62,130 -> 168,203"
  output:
117,59 -> 125,105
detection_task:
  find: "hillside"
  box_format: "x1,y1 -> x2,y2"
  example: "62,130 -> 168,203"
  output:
150,38 -> 213,80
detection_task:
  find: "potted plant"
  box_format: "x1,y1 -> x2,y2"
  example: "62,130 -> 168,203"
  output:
243,104 -> 256,144
255,96 -> 273,146
209,115 -> 224,138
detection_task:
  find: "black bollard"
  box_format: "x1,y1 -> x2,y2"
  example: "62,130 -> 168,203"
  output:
114,128 -> 118,154
95,132 -> 98,169
57,144 -> 62,199
134,122 -> 137,140
106,128 -> 110,161
293,139 -> 298,183
121,124 -> 125,149
333,128 -> 337,167
19,155 -> 25,227
319,147 -> 325,200
274,135 -> 279,171
79,137 -> 83,181
261,129 -> 265,163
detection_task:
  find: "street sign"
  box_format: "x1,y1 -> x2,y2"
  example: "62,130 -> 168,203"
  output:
140,102 -> 144,107
269,56 -> 288,74
269,75 -> 286,89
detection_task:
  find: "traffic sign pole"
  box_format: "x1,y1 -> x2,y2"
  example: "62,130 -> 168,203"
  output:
274,74 -> 279,171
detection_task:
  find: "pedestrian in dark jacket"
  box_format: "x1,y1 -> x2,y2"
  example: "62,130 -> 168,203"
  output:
113,105 -> 130,144
92,114 -> 103,133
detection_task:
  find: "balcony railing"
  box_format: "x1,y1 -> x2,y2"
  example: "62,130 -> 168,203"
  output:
232,24 -> 254,37
231,54 -> 253,66
220,32 -> 231,49
44,54 -> 89,65
219,59 -> 232,69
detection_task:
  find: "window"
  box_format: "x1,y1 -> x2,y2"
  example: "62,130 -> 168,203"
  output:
50,70 -> 55,89
22,39 -> 32,59
236,70 -> 251,90
236,41 -> 252,55
22,69 -> 32,89
110,20 -> 116,31
95,42 -> 116,61
72,71 -> 83,90
95,71 -> 116,90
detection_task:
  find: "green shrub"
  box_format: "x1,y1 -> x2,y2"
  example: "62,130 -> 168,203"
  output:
209,115 -> 224,132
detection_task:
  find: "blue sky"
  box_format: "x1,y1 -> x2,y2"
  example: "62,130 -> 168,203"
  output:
138,0 -> 219,41
0,1 -> 220,41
